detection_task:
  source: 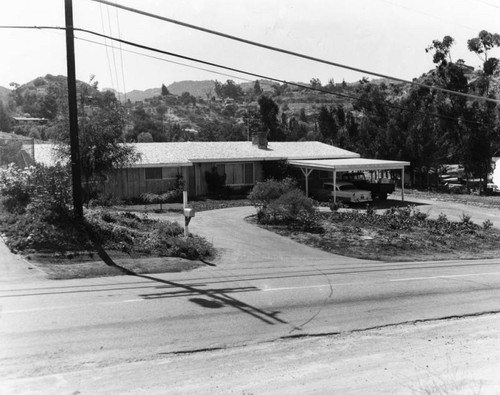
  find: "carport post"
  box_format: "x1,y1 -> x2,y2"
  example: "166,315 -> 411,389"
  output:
299,167 -> 313,197
183,191 -> 189,237
333,169 -> 337,203
401,167 -> 405,201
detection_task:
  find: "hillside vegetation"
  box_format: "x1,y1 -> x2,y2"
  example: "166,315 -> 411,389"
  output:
1,31 -> 500,190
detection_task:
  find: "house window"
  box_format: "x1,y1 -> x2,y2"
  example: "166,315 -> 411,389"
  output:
145,167 -> 162,180
219,163 -> 254,185
163,167 -> 180,180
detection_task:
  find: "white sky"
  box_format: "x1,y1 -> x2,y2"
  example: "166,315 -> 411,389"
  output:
1,0 -> 500,92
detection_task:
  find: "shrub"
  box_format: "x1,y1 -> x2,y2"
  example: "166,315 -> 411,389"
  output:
483,219 -> 493,230
328,199 -> 345,212
250,180 -> 322,232
0,164 -> 36,213
0,163 -> 72,217
248,177 -> 297,209
143,221 -> 214,259
85,209 -> 143,250
267,189 -> 316,222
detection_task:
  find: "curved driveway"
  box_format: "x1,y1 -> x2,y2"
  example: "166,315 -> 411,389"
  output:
188,206 -> 367,268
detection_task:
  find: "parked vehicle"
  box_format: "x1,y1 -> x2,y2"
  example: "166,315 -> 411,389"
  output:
340,172 -> 395,200
311,181 -> 372,203
444,182 -> 468,194
485,183 -> 500,196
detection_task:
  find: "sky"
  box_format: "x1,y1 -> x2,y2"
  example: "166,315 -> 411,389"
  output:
1,0 -> 500,93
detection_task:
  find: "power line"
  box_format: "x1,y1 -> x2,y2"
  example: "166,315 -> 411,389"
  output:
0,25 -> 486,128
72,27 -> 484,129
98,4 -> 115,93
378,0 -> 479,32
75,36 -> 256,84
114,7 -> 128,102
104,4 -> 122,99
475,0 -> 500,11
88,0 -> 500,104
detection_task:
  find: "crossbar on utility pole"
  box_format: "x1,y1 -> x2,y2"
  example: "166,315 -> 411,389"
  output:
65,0 -> 83,220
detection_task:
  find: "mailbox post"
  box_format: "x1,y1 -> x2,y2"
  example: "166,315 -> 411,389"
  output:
183,207 -> 195,237
182,191 -> 195,237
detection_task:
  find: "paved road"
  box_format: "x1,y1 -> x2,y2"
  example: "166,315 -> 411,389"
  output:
1,205 -> 500,390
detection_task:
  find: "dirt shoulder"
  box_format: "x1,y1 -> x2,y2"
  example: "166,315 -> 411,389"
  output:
3,313 -> 499,394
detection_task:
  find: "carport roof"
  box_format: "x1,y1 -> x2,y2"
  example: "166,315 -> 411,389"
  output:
288,158 -> 410,171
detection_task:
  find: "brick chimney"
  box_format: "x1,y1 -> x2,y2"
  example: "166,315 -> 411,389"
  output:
251,131 -> 268,149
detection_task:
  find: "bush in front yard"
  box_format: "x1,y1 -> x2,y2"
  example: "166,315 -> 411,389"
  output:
0,163 -> 71,216
250,180 -> 323,232
85,210 -> 214,260
248,177 -> 297,209
143,221 -> 214,259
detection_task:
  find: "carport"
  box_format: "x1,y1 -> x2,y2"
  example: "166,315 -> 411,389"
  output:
288,158 -> 410,202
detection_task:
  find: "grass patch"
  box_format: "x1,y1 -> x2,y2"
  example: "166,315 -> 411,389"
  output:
27,253 -> 203,279
253,205 -> 500,261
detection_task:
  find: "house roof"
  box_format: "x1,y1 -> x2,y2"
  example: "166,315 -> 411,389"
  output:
34,141 -> 360,167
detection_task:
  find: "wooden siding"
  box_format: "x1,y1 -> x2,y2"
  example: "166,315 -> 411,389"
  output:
103,167 -> 181,199
102,162 -> 263,199
194,162 -> 214,196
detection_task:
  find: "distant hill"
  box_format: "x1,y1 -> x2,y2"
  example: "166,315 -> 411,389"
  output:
0,86 -> 10,105
122,88 -> 161,103
105,79 -> 279,103
166,80 -> 215,98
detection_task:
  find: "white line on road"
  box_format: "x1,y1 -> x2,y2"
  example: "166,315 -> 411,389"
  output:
98,299 -> 144,305
390,272 -> 500,282
263,282 -> 361,292
263,271 -> 500,292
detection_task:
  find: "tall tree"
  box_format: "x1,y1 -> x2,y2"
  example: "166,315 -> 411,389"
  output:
161,83 -> 170,96
0,102 -> 12,132
55,83 -> 137,202
258,95 -> 285,141
253,80 -> 263,96
317,106 -> 338,144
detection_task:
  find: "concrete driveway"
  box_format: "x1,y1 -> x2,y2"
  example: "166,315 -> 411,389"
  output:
188,206 -> 369,268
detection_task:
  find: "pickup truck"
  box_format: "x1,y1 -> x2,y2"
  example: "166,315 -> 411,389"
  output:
341,172 -> 395,201
310,181 -> 372,203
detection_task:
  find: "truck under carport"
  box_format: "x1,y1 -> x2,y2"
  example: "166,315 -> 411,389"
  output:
288,158 -> 410,203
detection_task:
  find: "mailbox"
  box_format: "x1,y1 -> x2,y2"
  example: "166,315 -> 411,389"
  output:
183,207 -> 195,218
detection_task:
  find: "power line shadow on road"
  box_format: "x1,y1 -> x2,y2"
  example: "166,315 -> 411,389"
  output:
137,273 -> 288,326
138,285 -> 258,299
94,243 -> 297,327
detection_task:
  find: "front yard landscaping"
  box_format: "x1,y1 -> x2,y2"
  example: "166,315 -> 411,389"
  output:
254,206 -> 500,261
0,164 -> 215,279
249,178 -> 500,262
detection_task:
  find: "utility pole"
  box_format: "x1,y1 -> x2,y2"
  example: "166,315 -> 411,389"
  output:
64,0 -> 83,220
